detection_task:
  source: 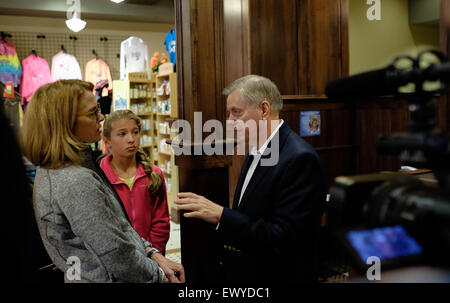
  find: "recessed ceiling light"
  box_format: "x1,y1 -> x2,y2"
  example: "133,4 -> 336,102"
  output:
110,0 -> 125,3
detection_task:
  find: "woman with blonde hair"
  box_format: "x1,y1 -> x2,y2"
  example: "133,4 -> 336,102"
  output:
22,80 -> 184,283
100,110 -> 170,254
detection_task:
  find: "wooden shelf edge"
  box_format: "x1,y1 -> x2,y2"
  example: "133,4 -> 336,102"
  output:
159,151 -> 172,156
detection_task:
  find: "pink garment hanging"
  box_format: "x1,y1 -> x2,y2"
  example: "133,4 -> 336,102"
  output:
19,54 -> 52,105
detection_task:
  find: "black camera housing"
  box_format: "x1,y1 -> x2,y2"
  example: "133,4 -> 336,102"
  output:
325,51 -> 450,276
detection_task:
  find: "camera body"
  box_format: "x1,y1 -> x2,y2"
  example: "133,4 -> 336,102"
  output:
325,51 -> 450,276
328,172 -> 450,273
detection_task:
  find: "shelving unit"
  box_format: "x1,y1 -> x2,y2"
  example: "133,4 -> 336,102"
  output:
112,72 -> 157,163
155,63 -> 179,218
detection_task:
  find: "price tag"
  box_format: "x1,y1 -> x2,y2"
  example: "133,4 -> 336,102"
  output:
3,82 -> 14,98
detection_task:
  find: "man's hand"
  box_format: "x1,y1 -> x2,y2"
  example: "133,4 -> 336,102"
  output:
174,192 -> 224,224
151,253 -> 185,283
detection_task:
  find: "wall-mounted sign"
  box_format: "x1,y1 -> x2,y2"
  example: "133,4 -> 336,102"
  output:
112,80 -> 129,111
300,111 -> 321,137
3,82 -> 14,98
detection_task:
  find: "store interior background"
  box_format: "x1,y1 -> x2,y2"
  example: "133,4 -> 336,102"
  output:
1,0 -> 448,282
0,0 -> 183,264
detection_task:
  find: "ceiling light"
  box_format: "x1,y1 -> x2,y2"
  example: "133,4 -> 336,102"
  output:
110,0 -> 125,3
66,0 -> 86,32
66,17 -> 86,32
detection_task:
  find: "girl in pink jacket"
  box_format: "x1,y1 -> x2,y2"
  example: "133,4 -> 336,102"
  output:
100,110 -> 170,252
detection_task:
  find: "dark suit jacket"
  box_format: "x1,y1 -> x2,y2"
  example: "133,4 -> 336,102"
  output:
218,122 -> 326,283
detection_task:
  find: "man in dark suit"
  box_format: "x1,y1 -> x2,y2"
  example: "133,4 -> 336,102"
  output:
175,75 -> 326,283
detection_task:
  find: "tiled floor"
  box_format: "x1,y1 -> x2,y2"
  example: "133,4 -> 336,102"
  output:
165,220 -> 181,263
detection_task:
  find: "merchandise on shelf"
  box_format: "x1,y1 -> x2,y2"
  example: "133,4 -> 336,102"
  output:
157,100 -> 171,114
159,139 -> 172,154
166,177 -> 172,193
159,121 -> 170,135
129,84 -> 151,99
130,103 -> 152,115
157,80 -> 170,96
140,134 -> 153,147
141,119 -> 151,131
159,159 -> 172,175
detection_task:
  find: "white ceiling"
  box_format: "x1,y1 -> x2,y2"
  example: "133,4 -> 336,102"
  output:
0,0 -> 174,24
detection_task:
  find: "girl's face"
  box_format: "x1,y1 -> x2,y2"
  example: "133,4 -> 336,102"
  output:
104,118 -> 141,158
73,91 -> 104,143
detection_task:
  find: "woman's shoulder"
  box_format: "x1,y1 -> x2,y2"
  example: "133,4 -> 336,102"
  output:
38,165 -> 102,186
34,166 -> 106,203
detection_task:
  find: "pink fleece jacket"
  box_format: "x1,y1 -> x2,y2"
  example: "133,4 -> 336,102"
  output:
19,54 -> 52,105
100,154 -> 170,251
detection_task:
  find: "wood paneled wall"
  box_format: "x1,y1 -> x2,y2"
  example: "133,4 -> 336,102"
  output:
175,0 -> 229,283
441,0 -> 450,131
177,0 -> 226,125
248,0 -> 349,96
280,97 -> 356,187
280,93 -> 448,190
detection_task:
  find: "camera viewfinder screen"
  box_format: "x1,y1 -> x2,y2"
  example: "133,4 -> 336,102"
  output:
346,225 -> 423,262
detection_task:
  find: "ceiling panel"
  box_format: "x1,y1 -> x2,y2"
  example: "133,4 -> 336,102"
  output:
0,0 -> 174,23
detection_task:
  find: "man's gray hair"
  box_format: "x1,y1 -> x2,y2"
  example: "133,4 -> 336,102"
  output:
223,75 -> 283,112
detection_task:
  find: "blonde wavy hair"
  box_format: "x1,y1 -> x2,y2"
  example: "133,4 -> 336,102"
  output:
102,110 -> 163,195
21,80 -> 94,169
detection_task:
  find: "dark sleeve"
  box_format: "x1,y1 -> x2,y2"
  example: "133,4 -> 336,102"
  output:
218,152 -> 326,253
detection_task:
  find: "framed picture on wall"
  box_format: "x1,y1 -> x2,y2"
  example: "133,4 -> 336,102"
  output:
300,111 -> 321,137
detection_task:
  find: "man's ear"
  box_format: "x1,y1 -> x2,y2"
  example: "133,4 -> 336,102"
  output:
260,100 -> 271,119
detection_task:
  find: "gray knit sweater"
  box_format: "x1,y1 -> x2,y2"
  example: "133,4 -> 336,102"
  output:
33,154 -> 162,283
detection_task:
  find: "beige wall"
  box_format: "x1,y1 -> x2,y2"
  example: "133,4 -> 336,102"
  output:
0,14 -> 173,65
349,0 -> 439,75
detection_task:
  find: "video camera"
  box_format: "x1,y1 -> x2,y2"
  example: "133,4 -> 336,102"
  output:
325,50 -> 450,276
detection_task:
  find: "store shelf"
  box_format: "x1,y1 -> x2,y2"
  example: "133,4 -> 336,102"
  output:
155,66 -> 178,217
130,98 -> 152,101
161,170 -> 172,176
159,150 -> 172,156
